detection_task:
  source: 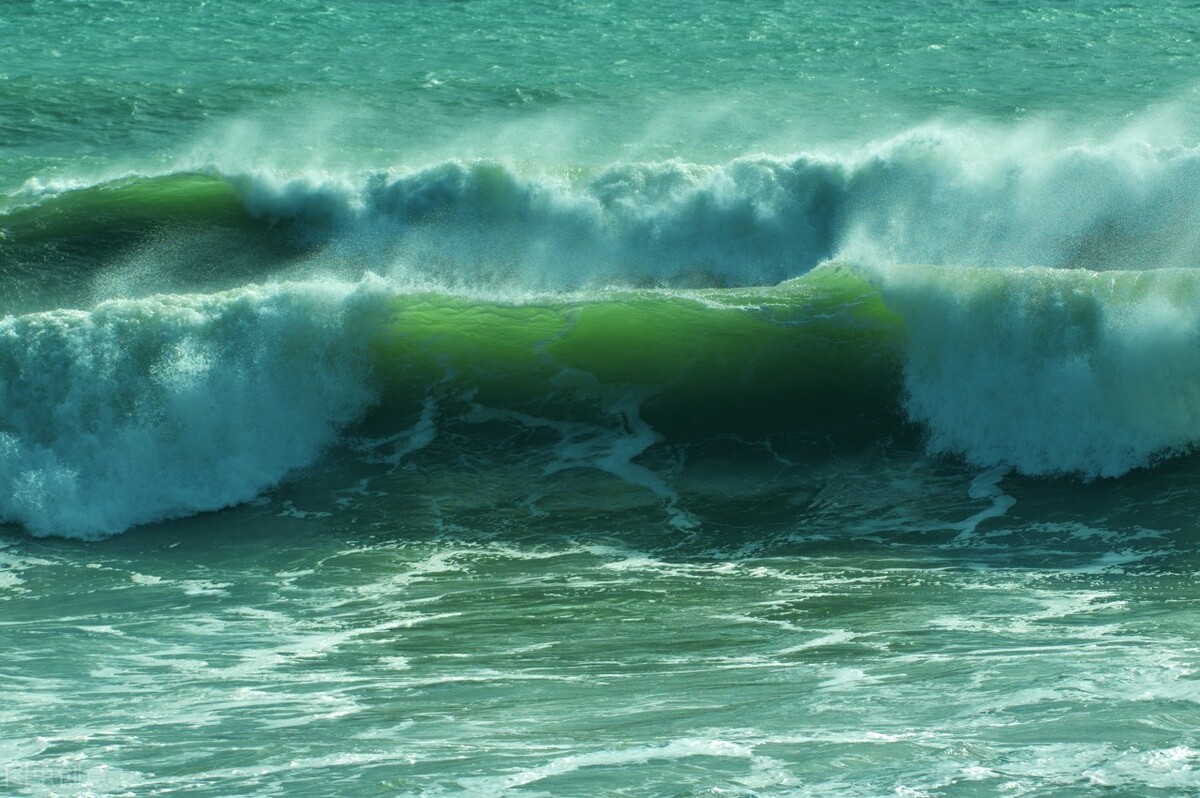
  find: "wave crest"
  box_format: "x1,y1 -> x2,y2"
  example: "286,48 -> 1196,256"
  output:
237,128 -> 1200,286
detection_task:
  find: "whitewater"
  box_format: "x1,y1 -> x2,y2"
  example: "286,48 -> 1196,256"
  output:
4,1 -> 1200,796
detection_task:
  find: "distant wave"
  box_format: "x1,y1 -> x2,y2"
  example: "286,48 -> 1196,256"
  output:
1,173 -> 255,243
6,126 -> 1200,292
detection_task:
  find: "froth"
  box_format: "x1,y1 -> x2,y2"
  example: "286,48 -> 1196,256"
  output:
0,281 -> 381,538
876,264 -> 1200,477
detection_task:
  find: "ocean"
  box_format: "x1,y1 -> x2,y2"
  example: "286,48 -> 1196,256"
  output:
4,1 -> 1200,795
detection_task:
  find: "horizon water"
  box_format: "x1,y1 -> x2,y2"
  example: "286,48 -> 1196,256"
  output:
5,2 -> 1200,795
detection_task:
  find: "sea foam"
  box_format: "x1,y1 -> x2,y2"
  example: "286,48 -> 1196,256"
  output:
876,264 -> 1200,477
0,281 -> 381,538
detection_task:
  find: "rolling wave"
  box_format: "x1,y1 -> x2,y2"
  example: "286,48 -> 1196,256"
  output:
4,260 -> 1200,537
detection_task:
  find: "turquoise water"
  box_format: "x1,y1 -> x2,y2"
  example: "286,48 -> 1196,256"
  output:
5,1 -> 1200,795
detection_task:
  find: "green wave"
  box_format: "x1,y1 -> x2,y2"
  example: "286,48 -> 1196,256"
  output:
369,264 -> 907,437
12,259 -> 1200,537
367,260 -> 1200,478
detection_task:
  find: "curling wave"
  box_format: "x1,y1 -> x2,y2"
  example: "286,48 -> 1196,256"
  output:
5,260 -> 1200,538
7,125 -> 1200,537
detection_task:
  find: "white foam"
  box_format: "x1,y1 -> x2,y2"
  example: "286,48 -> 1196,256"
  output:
351,395 -> 438,472
876,264 -> 1200,477
460,738 -> 753,796
950,466 -> 1016,539
0,280 -> 383,538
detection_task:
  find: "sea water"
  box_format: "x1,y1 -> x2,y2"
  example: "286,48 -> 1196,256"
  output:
4,1 -> 1200,795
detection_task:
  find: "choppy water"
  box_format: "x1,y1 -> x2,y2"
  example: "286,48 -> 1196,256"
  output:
4,1 -> 1200,795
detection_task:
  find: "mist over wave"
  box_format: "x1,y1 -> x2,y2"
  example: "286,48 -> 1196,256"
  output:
234,124 -> 1200,286
9,123 -> 1200,296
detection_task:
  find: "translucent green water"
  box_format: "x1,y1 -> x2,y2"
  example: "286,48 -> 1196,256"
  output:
4,1 -> 1200,795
